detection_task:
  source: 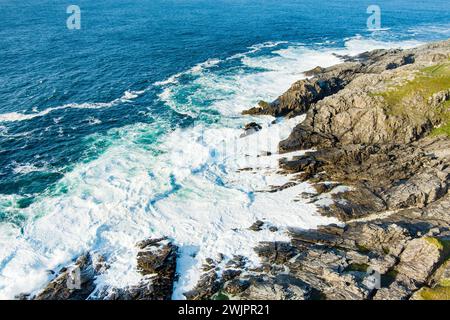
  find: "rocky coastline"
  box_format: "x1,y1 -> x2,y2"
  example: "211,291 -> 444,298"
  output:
25,39 -> 450,300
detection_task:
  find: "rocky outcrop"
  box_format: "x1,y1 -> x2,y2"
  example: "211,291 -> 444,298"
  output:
275,40 -> 450,222
279,137 -> 450,221
33,253 -> 107,300
240,122 -> 262,138
210,39 -> 450,300
242,47 -> 419,118
31,238 -> 178,300
184,195 -> 450,300
104,238 -> 178,300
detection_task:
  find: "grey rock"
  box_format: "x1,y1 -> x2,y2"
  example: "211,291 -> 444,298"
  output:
395,237 -> 443,285
240,275 -> 311,300
34,253 -> 102,300
105,238 -> 178,300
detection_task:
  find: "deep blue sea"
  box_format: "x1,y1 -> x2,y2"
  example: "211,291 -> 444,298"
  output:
0,0 -> 449,299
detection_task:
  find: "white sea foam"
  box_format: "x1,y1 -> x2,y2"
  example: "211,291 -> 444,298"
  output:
153,41 -> 289,87
408,23 -> 450,37
0,90 -> 145,123
11,162 -> 51,175
0,35 -> 432,300
86,117 -> 102,126
228,41 -> 291,60
338,35 -> 424,56
153,59 -> 222,86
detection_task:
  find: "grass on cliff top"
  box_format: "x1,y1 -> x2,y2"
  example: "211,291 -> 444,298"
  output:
377,61 -> 450,134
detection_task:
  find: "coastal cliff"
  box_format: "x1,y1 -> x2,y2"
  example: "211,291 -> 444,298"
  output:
28,39 -> 450,301
189,39 -> 450,300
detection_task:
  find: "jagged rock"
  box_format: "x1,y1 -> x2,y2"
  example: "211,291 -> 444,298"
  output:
373,282 -> 411,300
240,122 -> 262,137
222,269 -> 242,282
395,237 -> 444,285
428,89 -> 450,107
184,270 -> 222,300
312,182 -> 339,194
34,253 -> 105,300
255,242 -> 298,265
279,138 -> 450,221
369,254 -> 397,274
386,169 -> 449,209
249,220 -> 265,231
239,275 -> 311,300
304,66 -> 326,77
106,238 -> 177,300
136,238 -> 177,277
242,61 -> 363,118
274,42 -> 450,219
410,258 -> 450,300
242,47 -> 418,118
224,279 -> 250,295
353,223 -> 411,257
319,187 -> 387,221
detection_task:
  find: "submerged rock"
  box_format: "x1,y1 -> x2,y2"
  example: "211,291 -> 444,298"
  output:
240,122 -> 262,137
249,220 -> 265,231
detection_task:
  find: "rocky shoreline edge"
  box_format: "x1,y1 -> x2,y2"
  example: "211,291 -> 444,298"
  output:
22,39 -> 450,300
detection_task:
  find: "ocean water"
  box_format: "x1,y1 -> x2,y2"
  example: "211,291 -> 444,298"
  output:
0,0 -> 449,299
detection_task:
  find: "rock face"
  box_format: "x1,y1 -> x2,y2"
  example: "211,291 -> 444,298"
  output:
274,40 -> 450,222
185,206 -> 450,300
33,253 -> 106,300
185,40 -> 450,300
104,238 -> 178,300
242,48 -> 418,118
240,122 -> 263,137
279,138 -> 450,221
32,238 -> 178,300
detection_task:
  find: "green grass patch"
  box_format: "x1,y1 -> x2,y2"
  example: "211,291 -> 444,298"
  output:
375,62 -> 450,131
213,291 -> 230,300
417,240 -> 450,300
440,278 -> 450,287
420,286 -> 450,300
424,237 -> 445,251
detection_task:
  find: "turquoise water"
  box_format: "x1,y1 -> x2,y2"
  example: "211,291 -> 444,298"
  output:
1,0 -> 449,200
0,0 -> 449,299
